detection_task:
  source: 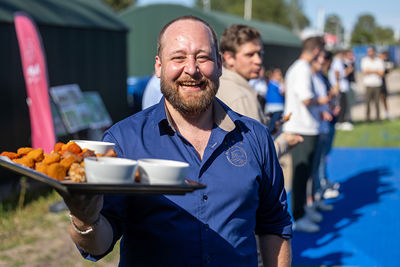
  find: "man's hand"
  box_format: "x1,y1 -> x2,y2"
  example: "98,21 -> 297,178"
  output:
321,111 -> 333,122
57,190 -> 103,225
281,133 -> 303,148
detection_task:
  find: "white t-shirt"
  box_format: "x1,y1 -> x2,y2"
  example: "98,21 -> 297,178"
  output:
361,56 -> 385,87
328,57 -> 349,93
283,59 -> 320,135
312,73 -> 329,134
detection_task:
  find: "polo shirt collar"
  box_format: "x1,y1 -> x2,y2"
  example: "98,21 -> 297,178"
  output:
153,97 -> 235,133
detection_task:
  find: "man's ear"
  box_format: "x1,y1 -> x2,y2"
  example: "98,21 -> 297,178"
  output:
223,51 -> 235,69
155,56 -> 161,78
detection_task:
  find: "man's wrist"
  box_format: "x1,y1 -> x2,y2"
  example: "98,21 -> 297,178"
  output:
69,214 -> 101,235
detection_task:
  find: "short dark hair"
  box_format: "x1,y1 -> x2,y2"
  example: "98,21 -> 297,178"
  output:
157,16 -> 219,58
219,24 -> 261,55
302,36 -> 324,53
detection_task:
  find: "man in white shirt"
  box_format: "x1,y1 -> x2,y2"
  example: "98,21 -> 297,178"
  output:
283,36 -> 328,233
329,50 -> 353,130
361,47 -> 385,122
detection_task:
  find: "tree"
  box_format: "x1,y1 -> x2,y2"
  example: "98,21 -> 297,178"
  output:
196,0 -> 309,31
102,0 -> 135,12
351,14 -> 376,45
324,14 -> 344,42
374,26 -> 395,45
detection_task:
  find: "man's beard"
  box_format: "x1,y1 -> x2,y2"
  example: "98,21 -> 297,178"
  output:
160,73 -> 219,116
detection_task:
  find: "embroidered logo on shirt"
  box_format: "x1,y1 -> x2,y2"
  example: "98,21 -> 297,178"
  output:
226,145 -> 247,167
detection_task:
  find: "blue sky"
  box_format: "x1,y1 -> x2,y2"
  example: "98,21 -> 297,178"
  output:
136,0 -> 400,35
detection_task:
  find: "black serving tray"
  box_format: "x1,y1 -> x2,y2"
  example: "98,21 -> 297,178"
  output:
0,156 -> 205,195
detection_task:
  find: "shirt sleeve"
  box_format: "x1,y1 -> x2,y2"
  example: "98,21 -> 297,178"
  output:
255,131 -> 292,238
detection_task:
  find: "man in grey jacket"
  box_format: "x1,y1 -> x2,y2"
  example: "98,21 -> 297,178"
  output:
216,24 -> 302,158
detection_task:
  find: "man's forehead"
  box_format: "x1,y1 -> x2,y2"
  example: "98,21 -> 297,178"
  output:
163,19 -> 209,40
160,20 -> 214,54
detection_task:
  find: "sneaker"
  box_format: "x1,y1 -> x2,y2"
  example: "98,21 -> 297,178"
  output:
324,188 -> 340,199
341,122 -> 354,131
293,217 -> 320,233
305,206 -> 323,223
321,180 -> 340,190
314,200 -> 334,211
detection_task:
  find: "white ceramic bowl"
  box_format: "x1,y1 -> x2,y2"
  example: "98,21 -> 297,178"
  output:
84,157 -> 138,184
72,140 -> 115,154
137,159 -> 190,185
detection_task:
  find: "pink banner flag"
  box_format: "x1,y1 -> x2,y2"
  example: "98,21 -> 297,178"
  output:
14,12 -> 55,153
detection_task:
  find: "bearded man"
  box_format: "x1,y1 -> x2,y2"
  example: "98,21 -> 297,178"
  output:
61,16 -> 292,267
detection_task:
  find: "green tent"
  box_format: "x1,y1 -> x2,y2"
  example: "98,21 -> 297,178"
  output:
119,4 -> 302,77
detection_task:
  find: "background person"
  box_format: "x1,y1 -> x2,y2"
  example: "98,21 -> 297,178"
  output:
141,74 -> 162,110
217,24 -> 303,159
361,47 -> 385,122
329,50 -> 353,131
378,51 -> 394,120
282,35 -> 327,233
61,16 -> 292,267
249,65 -> 268,108
265,68 -> 285,133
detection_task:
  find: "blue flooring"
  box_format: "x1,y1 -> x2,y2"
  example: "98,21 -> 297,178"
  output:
291,148 -> 400,267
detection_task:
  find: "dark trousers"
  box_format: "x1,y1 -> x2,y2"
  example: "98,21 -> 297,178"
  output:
337,92 -> 348,123
290,135 -> 319,220
365,86 -> 381,121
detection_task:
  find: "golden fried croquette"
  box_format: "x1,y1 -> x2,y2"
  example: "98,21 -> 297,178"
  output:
104,148 -> 117,157
1,151 -> 19,160
69,163 -> 86,182
60,156 -> 77,170
35,162 -> 48,175
79,148 -> 96,158
62,151 -> 82,162
17,147 -> 33,156
54,142 -> 64,153
26,148 -> 44,162
61,141 -> 82,155
42,152 -> 61,165
47,163 -> 66,180
13,156 -> 35,168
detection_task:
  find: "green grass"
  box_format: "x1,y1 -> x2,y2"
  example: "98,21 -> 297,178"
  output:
333,119 -> 400,147
0,185 -> 119,266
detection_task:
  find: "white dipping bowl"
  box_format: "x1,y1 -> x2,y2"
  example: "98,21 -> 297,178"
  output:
72,140 -> 115,154
84,157 -> 138,184
137,159 -> 189,185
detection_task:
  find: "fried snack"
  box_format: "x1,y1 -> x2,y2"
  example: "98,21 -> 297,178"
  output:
104,148 -> 117,157
53,142 -> 64,153
1,151 -> 19,160
26,148 -> 44,162
42,152 -> 61,165
60,156 -> 78,170
69,163 -> 86,182
62,151 -> 82,162
47,163 -> 67,180
35,162 -> 48,175
61,141 -> 82,155
97,148 -> 118,158
134,170 -> 140,183
17,147 -> 33,156
13,156 -> 35,168
79,148 -> 96,159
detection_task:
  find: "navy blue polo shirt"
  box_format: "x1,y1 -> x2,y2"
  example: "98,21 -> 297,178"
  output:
81,98 -> 292,266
